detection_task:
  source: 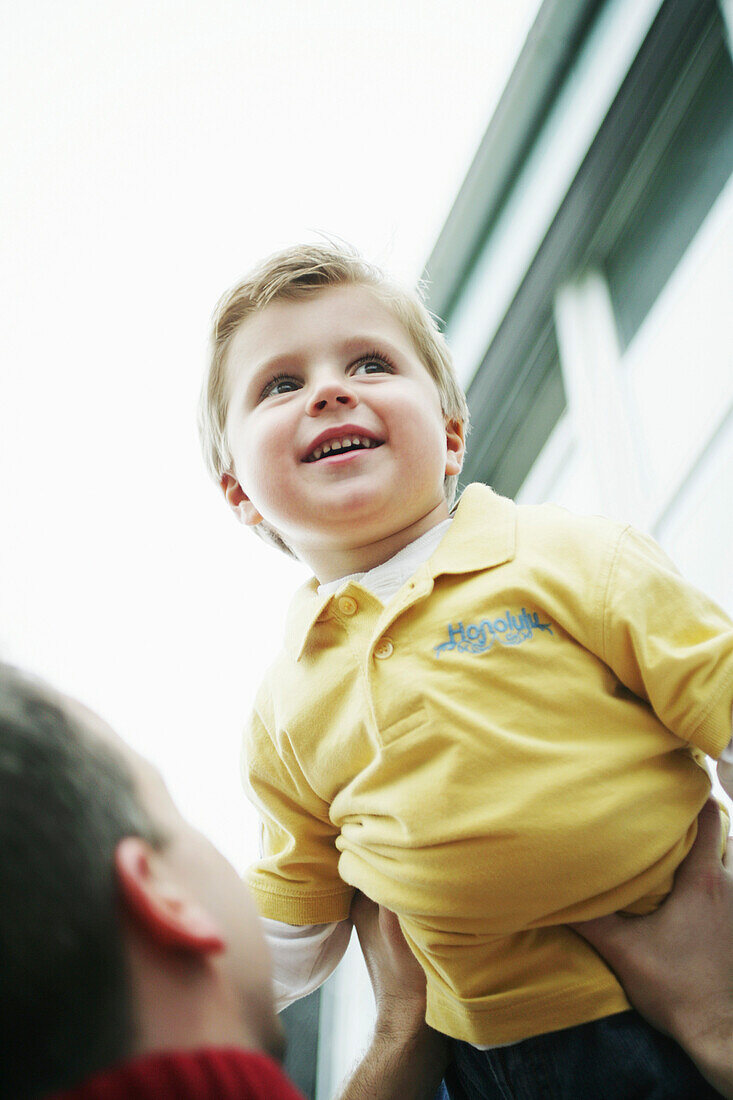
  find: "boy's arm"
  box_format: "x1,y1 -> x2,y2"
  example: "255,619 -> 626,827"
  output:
243,703 -> 353,925
602,526 -> 733,762
571,799 -> 733,1099
336,895 -> 448,1100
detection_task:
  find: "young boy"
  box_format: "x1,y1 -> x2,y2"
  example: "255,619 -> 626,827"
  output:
199,242 -> 733,1097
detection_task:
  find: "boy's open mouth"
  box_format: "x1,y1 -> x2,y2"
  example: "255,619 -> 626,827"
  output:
303,435 -> 384,463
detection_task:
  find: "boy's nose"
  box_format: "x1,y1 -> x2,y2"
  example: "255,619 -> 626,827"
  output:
306,379 -> 358,415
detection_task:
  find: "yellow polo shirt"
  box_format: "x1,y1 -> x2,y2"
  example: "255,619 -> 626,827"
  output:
243,484 -> 733,1044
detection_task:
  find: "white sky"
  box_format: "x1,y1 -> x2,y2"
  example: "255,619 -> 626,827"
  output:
0,0 -> 541,870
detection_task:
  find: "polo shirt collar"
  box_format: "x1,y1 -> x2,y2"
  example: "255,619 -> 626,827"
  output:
431,482 -> 516,578
284,578 -> 332,660
284,483 -> 516,660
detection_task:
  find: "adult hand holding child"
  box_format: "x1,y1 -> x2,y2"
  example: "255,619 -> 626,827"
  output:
572,797 -> 733,1098
346,801 -> 733,1099
336,894 -> 449,1100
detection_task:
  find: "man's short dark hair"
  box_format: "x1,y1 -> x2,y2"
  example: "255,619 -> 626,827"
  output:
0,664 -> 163,1099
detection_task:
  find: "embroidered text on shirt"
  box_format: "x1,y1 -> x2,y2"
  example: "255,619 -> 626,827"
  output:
434,609 -> 554,656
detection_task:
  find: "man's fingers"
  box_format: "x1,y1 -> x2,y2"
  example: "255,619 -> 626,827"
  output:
675,798 -> 725,886
378,905 -> 406,949
569,912 -> 629,957
351,891 -> 375,927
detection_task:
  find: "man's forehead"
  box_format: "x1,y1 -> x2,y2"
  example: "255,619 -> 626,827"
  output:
0,664 -> 174,828
0,665 -> 117,756
63,693 -> 123,748
62,693 -> 158,791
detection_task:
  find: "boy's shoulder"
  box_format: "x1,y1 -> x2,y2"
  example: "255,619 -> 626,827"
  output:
495,490 -> 688,611
452,484 -> 647,613
518,496 -> 628,551
457,482 -> 629,556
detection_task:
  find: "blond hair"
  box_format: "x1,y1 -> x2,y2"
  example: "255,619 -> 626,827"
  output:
198,241 -> 469,557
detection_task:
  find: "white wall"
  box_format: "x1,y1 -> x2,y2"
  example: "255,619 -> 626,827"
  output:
522,174 -> 733,610
520,176 -> 733,815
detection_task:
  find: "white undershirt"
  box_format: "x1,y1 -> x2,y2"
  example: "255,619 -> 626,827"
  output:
261,517 -> 733,1022
316,518 -> 453,602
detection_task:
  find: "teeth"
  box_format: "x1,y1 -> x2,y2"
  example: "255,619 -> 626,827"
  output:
307,435 -> 377,461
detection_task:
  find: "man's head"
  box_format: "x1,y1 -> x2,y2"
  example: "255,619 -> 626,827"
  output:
0,664 -> 282,1098
199,243 -> 469,574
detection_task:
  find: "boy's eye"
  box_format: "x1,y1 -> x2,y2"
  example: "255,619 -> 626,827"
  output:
260,374 -> 301,399
351,355 -> 394,376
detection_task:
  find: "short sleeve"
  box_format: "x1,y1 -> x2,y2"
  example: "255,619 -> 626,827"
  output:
602,526 -> 733,758
242,696 -> 354,924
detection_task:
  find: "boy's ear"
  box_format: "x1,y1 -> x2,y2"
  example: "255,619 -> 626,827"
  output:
220,473 -> 264,527
445,419 -> 466,477
115,837 -> 225,955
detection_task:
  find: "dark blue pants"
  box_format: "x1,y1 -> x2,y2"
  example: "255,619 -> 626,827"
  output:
435,1010 -> 721,1099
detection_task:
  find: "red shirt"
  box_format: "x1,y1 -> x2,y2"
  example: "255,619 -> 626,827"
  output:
49,1047 -> 306,1099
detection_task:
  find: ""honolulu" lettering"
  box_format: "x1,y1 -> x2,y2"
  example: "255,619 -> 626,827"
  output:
434,609 -> 553,656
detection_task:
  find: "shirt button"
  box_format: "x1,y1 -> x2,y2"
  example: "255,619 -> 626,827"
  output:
338,596 -> 358,616
374,637 -> 394,660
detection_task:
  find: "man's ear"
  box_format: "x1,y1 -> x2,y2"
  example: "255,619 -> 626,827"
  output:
115,838 -> 225,955
220,473 -> 263,527
445,419 -> 466,477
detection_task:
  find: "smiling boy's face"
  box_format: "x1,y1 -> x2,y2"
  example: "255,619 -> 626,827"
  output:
220,284 -> 464,581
